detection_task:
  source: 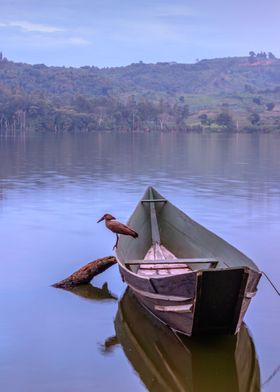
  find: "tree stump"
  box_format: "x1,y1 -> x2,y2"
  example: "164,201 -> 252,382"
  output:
52,256 -> 117,288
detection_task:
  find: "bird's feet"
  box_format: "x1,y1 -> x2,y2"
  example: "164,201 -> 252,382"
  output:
113,235 -> 119,250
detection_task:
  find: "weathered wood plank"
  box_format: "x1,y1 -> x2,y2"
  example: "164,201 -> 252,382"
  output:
154,304 -> 193,313
125,283 -> 193,301
139,264 -> 191,270
125,258 -> 218,265
141,199 -> 167,203
150,201 -> 161,244
134,292 -> 194,335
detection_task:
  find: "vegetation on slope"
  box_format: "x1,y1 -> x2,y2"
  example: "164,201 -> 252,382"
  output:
1,51 -> 280,133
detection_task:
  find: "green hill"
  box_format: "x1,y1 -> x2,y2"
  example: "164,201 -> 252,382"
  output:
1,53 -> 280,132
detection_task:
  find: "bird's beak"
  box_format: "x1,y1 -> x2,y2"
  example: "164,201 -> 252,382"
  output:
97,216 -> 104,223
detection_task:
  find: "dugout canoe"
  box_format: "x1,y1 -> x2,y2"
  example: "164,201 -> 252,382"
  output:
116,187 -> 261,335
114,288 -> 260,392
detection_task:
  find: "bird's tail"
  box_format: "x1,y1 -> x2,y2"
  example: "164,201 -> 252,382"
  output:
131,231 -> 138,239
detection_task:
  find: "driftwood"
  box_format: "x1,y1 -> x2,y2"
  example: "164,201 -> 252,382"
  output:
52,256 -> 117,288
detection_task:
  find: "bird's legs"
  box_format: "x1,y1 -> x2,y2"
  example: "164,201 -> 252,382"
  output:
113,234 -> 119,250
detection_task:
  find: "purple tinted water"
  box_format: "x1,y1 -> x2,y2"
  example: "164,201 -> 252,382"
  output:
0,132 -> 279,391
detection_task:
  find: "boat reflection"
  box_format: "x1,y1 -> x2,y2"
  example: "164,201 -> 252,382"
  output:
65,282 -> 118,301
112,289 -> 260,392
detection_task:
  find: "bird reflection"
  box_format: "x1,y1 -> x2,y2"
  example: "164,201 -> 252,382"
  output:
104,288 -> 260,392
65,282 -> 118,301
101,335 -> 120,354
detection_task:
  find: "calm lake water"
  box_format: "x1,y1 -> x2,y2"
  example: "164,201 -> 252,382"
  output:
0,132 -> 279,392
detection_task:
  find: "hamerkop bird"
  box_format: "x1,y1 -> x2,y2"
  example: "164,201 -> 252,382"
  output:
97,213 -> 138,249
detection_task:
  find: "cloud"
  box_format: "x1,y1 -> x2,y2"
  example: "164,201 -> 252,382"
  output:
1,32 -> 91,48
0,19 -> 91,46
0,20 -> 64,33
66,37 -> 91,45
155,4 -> 196,18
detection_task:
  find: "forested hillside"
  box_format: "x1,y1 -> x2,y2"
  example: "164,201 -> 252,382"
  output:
1,52 -> 280,132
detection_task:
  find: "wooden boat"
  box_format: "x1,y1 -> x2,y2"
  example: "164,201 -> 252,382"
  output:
116,187 -> 261,336
112,289 -> 260,392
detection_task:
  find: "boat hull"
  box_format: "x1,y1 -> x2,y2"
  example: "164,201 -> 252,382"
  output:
118,263 -> 261,335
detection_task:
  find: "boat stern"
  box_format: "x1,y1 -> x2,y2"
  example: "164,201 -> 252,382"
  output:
192,267 -> 261,335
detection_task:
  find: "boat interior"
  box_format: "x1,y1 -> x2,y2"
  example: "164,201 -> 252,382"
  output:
137,243 -> 206,277
116,187 -> 257,275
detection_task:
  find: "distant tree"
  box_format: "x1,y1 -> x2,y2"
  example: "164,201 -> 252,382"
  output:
72,95 -> 92,112
174,103 -> 189,127
249,51 -> 256,64
244,84 -> 255,93
266,102 -> 275,111
198,113 -> 210,125
268,52 -> 276,59
253,97 -> 262,105
0,52 -> 2,61
179,96 -> 185,103
215,112 -> 233,128
256,52 -> 267,59
250,112 -> 260,125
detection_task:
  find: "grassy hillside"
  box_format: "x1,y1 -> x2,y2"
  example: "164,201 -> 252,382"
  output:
1,53 -> 280,132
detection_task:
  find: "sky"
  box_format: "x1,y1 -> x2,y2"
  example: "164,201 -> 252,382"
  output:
0,0 -> 279,67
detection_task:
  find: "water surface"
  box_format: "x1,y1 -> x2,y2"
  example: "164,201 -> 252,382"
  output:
0,132 -> 279,391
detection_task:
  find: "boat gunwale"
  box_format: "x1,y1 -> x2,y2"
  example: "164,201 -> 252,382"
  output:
117,258 -> 254,281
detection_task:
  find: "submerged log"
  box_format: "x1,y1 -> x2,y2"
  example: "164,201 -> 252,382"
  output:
52,256 -> 117,289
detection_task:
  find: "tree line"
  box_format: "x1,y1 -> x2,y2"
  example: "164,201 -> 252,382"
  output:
0,90 -> 190,133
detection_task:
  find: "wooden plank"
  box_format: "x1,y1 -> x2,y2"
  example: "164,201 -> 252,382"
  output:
154,304 -> 193,313
245,291 -> 257,298
136,293 -> 194,335
144,244 -> 177,261
141,199 -> 167,203
150,200 -> 161,244
127,283 -> 193,301
125,258 -> 218,265
139,264 -> 191,270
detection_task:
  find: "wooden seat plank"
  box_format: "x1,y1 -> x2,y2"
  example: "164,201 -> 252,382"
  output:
125,258 -> 218,265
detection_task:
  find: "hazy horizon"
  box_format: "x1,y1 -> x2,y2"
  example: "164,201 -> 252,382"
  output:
1,52 -> 268,68
0,0 -> 279,67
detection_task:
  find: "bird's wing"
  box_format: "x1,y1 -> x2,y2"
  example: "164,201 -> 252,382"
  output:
108,220 -> 136,236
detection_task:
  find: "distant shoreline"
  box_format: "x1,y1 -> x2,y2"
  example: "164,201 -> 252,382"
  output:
1,53 -> 280,134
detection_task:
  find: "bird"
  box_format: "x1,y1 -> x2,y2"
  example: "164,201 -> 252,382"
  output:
97,213 -> 138,249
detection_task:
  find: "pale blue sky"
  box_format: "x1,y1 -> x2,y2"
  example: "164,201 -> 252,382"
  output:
0,0 -> 278,67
